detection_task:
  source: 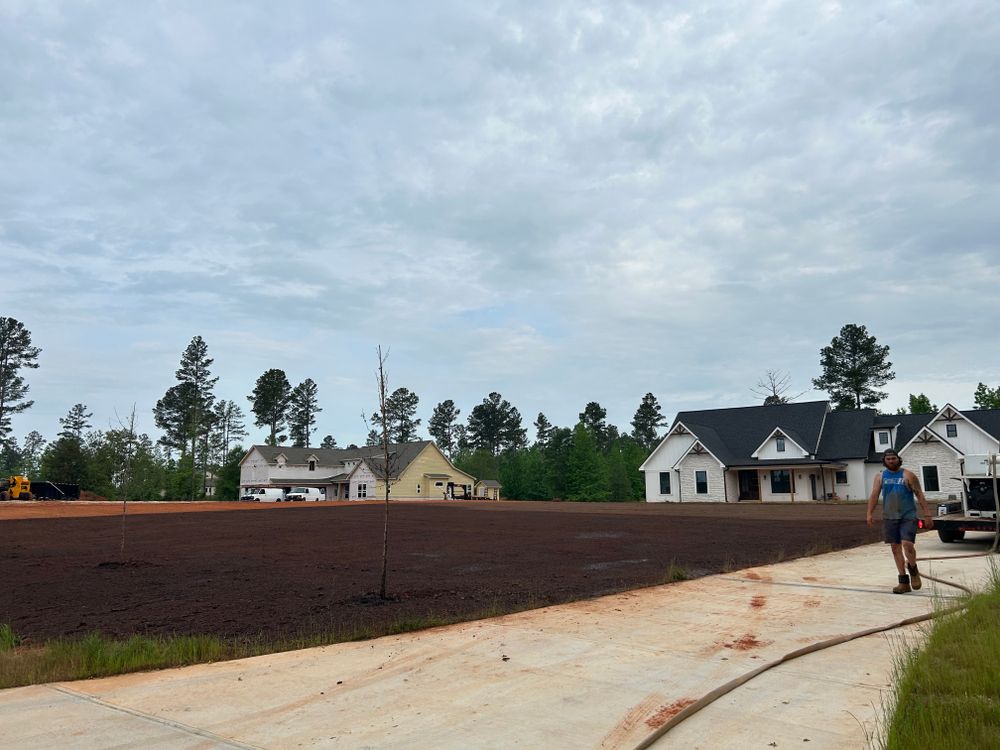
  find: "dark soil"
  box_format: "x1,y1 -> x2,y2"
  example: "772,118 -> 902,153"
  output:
0,501 -> 880,642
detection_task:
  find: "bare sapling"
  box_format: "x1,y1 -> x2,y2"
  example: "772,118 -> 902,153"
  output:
116,405 -> 139,560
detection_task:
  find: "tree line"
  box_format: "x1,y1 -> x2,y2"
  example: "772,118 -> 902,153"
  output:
1,316 -> 999,501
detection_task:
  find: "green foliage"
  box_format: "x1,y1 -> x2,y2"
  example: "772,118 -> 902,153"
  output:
630,393 -> 666,450
57,403 -> 92,441
0,317 -> 41,442
320,434 -> 337,449
214,446 -> 245,501
211,400 -> 247,465
606,442 -> 633,501
454,448 -> 499,484
567,422 -> 609,501
40,435 -> 89,484
973,382 -> 1000,410
467,392 -> 527,455
377,387 -> 420,443
533,412 -> 553,448
288,378 -> 322,447
428,399 -> 460,455
579,401 -> 612,452
498,446 -> 551,500
247,368 -> 292,445
812,323 -> 894,409
0,624 -> 20,651
544,427 -> 574,499
907,393 -> 937,414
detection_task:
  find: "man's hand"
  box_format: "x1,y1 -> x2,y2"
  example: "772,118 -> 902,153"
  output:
866,512 -> 874,528
923,516 -> 934,530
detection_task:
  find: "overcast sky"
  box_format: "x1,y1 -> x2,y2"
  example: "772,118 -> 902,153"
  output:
3,1 -> 999,448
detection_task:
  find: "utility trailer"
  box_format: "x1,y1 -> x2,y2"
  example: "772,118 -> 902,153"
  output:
932,454 -> 1000,543
29,481 -> 81,501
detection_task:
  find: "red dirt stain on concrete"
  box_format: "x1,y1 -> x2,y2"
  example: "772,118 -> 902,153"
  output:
645,698 -> 697,728
601,693 -> 666,747
750,595 -> 767,609
723,633 -> 772,651
804,598 -> 821,608
744,571 -> 762,580
802,576 -> 818,582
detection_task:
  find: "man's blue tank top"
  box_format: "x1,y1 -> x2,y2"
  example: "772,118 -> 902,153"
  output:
881,469 -> 916,520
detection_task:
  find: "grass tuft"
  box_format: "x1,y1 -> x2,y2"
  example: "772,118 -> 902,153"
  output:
0,624 -> 21,651
663,560 -> 691,583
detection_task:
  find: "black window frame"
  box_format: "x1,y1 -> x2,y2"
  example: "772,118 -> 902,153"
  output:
946,424 -> 958,438
835,470 -> 848,484
878,431 -> 890,445
771,469 -> 791,493
776,437 -> 786,453
659,472 -> 671,494
694,470 -> 708,494
922,465 -> 940,492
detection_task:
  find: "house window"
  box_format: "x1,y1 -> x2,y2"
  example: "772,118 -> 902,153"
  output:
946,424 -> 958,438
308,460 -> 316,472
695,470 -> 708,494
835,470 -> 849,485
416,483 -> 421,494
922,466 -> 940,492
776,437 -> 786,453
771,470 -> 791,493
357,483 -> 367,498
659,472 -> 671,494
435,481 -> 444,487
878,432 -> 890,446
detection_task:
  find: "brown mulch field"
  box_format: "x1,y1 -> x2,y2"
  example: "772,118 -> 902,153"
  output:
0,501 -> 881,642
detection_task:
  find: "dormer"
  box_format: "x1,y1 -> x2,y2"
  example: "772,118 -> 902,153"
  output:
307,454 -> 320,472
275,453 -> 287,469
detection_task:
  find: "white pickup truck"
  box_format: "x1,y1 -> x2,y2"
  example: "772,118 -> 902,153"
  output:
286,486 -> 325,502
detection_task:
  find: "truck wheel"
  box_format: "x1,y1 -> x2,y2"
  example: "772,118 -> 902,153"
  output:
23,492 -> 32,501
937,528 -> 965,543
0,491 -> 7,501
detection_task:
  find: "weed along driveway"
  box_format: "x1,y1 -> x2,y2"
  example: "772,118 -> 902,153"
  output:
1,501 -> 878,643
2,534 -> 995,749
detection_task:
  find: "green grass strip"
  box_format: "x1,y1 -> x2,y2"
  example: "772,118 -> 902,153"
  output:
884,569 -> 1000,749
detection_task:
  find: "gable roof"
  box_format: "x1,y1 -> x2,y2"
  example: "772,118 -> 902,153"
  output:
964,409 -> 1000,440
672,401 -> 830,465
245,441 -> 435,479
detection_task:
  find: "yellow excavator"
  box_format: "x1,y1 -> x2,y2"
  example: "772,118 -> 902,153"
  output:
0,475 -> 32,501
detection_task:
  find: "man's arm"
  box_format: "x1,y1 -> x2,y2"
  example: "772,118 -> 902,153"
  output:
866,474 -> 882,527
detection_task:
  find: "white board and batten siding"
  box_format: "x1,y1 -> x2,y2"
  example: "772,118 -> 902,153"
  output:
350,463 -> 377,500
642,433 -> 696,502
755,435 -> 809,461
930,418 -> 1000,456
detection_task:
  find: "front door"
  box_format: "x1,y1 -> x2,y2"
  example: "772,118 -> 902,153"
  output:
738,471 -> 760,501
810,474 -> 817,501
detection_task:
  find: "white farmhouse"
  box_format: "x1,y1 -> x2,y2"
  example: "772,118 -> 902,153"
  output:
640,401 -> 1000,503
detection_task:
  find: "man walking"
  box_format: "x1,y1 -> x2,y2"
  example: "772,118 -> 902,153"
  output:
867,449 -> 934,593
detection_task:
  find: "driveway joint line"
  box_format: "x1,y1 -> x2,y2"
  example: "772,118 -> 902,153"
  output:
48,685 -> 261,750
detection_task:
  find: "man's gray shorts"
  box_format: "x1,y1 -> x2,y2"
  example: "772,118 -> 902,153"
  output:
883,518 -> 918,544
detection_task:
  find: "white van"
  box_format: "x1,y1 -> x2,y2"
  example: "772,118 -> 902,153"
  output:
240,487 -> 286,503
287,486 -> 325,502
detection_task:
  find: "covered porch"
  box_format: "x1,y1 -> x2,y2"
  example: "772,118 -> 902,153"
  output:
727,461 -> 847,502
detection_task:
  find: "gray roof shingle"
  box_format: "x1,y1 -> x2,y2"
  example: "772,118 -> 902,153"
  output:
247,441 -> 435,480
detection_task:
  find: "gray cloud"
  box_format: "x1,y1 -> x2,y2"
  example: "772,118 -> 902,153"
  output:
2,1 -> 999,444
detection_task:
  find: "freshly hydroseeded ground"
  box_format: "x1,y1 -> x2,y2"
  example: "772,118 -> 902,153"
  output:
0,500 -> 880,641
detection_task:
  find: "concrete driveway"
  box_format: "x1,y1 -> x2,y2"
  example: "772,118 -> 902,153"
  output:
1,535 -> 995,749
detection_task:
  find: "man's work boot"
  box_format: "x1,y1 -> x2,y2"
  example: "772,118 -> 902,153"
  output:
893,574 -> 911,594
907,564 -> 922,590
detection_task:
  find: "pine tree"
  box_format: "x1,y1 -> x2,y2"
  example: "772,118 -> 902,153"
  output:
374,388 -> 420,443
20,430 -> 46,476
0,317 -> 42,442
543,427 -> 574,500
606,442 -> 633,502
812,324 -> 894,410
58,403 -> 93,441
533,412 -> 554,448
428,399 -> 461,455
630,393 -> 666,450
320,434 -> 338,449
579,402 -> 611,452
154,336 -> 218,498
288,378 -> 322,447
467,392 -> 527,455
210,400 -> 247,465
248,368 -> 292,445
567,422 -> 609,501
